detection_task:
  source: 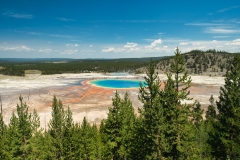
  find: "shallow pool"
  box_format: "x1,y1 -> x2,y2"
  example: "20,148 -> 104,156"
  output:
89,79 -> 146,89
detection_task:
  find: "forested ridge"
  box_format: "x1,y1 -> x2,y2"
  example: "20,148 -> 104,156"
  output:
138,49 -> 240,76
1,48 -> 240,159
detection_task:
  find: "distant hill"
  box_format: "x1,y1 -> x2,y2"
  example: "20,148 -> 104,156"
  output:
137,50 -> 240,77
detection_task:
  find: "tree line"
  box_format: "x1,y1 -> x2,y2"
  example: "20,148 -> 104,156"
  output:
0,58 -> 163,76
0,48 -> 240,159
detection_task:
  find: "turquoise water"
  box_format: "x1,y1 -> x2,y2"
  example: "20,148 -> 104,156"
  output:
89,79 -> 146,89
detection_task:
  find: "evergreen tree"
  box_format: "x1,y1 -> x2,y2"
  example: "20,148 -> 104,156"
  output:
136,59 -> 166,159
212,55 -> 240,159
170,47 -> 191,100
79,117 -> 99,160
91,123 -> 103,159
205,95 -> 217,126
48,95 -> 65,159
101,92 -> 136,159
26,110 -> 55,159
192,102 -> 210,159
205,95 -> 217,159
63,106 -> 75,159
192,101 -> 203,127
6,96 -> 34,159
0,112 -> 11,159
163,47 -> 197,159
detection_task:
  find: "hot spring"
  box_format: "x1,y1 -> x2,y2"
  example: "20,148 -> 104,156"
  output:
89,79 -> 146,89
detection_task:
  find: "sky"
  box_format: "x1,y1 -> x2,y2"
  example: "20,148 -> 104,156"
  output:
0,0 -> 240,59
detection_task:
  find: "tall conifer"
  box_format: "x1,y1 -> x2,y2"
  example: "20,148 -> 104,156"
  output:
163,47 -> 197,159
137,59 -> 166,159
48,95 -> 65,159
213,54 -> 240,159
101,92 -> 136,159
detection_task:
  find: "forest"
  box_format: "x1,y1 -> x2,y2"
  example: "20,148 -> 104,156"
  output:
0,57 -> 164,76
0,48 -> 240,159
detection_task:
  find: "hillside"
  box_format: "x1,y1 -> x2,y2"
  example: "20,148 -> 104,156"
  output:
137,50 -> 239,77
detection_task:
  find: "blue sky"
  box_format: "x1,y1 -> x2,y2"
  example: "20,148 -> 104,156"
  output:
0,0 -> 240,58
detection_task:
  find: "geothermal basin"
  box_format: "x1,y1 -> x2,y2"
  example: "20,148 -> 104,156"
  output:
0,73 -> 225,128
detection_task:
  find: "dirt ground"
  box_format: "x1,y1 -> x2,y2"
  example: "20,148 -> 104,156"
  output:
0,73 -> 224,129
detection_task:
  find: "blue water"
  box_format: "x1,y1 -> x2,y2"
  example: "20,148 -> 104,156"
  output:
89,79 -> 146,89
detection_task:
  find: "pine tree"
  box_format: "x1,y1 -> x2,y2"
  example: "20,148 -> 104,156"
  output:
212,54 -> 240,159
0,112 -> 11,159
8,96 -> 34,158
79,117 -> 99,160
163,47 -> 197,159
48,95 -> 65,159
91,123 -> 103,159
192,102 -> 211,159
206,95 -> 217,122
192,101 -> 203,127
27,110 -> 55,159
136,59 -> 166,159
101,91 -> 136,159
118,93 -> 136,159
63,106 -> 75,159
205,95 -> 217,159
170,47 -> 191,100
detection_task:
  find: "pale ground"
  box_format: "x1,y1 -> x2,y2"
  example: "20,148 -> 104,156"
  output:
0,73 -> 224,129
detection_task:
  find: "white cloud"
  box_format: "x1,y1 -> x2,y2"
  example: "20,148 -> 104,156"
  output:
102,47 -> 115,53
0,45 -> 33,52
38,49 -> 52,53
143,39 -> 156,42
21,46 -> 32,51
185,23 -> 224,26
29,32 -> 74,38
205,27 -> 240,34
81,50 -> 96,53
151,39 -> 162,46
218,6 -> 240,13
90,45 -> 93,47
213,36 -> 229,38
100,39 -> 240,56
129,47 -> 139,51
66,44 -> 78,47
179,42 -> 188,45
225,39 -> 240,46
50,34 -> 73,38
61,50 -> 78,54
124,42 -> 138,48
29,32 -> 44,36
3,11 -> 33,19
145,39 -> 162,48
